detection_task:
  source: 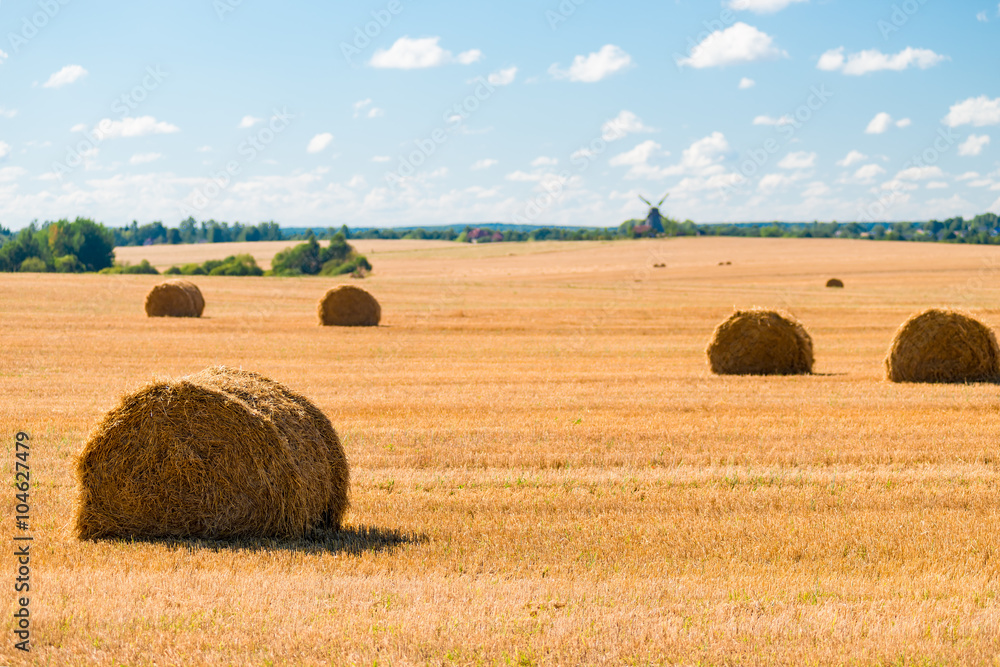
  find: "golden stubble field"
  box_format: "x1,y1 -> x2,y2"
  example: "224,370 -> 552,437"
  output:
2,236 -> 1000,666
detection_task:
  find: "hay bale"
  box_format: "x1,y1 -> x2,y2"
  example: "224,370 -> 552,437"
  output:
885,309 -> 1000,383
145,280 -> 205,317
826,278 -> 844,288
317,285 -> 381,326
707,309 -> 814,375
75,366 -> 349,540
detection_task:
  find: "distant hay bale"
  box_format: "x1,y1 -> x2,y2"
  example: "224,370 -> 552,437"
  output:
885,309 -> 1000,383
145,280 -> 205,318
707,309 -> 814,375
75,366 -> 349,540
317,285 -> 381,326
826,278 -> 844,288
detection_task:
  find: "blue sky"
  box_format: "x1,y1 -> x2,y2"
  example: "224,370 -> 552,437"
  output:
0,0 -> 998,230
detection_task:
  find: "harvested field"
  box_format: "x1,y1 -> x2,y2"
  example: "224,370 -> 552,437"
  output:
2,236 -> 1000,665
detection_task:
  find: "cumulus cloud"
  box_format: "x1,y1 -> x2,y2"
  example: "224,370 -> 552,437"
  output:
854,164 -> 886,183
944,96 -> 1000,127
93,116 -> 180,139
487,66 -> 517,86
238,115 -> 262,129
738,77 -> 756,89
866,112 -> 910,134
42,64 -> 88,88
837,150 -> 868,167
778,151 -> 816,169
549,45 -> 632,82
609,140 -> 662,168
678,23 -> 787,68
896,166 -> 945,180
129,152 -> 162,165
601,110 -> 655,141
753,114 -> 794,126
471,159 -> 497,170
531,156 -> 558,167
370,37 -> 482,69
958,134 -> 991,156
728,0 -> 807,12
307,133 -> 334,153
817,47 -> 947,75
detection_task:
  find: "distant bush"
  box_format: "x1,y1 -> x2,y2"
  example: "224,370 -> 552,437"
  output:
270,233 -> 371,277
164,254 -> 263,277
99,259 -> 159,275
19,257 -> 47,272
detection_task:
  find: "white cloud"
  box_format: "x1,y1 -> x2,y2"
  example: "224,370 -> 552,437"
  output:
129,152 -> 162,165
196,146 -> 213,153
531,156 -> 558,167
956,171 -> 980,181
816,47 -> 947,75
977,11 -> 988,21
728,0 -> 807,13
778,151 -> 816,169
854,164 -> 886,182
487,66 -> 517,86
678,23 -> 787,68
610,140 -> 662,167
42,64 -> 88,88
370,37 -> 482,69
70,123 -> 88,133
353,99 -> 373,117
0,107 -> 16,119
753,114 -> 794,126
549,44 -> 632,82
93,116 -> 180,139
0,141 -> 10,159
738,77 -> 756,89
601,110 -> 654,141
758,171 -> 807,193
367,107 -> 384,118
471,159 -> 498,170
306,132 -> 334,153
926,181 -> 949,189
865,112 -> 909,134
896,166 -> 945,180
371,156 -> 392,163
837,150 -> 867,167
944,96 -> 1000,127
802,181 -> 831,198
959,134 -> 991,156
238,115 -> 262,129
0,50 -> 7,64
0,166 -> 25,182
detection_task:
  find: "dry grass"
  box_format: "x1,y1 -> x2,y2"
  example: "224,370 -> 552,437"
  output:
2,236 -> 1000,665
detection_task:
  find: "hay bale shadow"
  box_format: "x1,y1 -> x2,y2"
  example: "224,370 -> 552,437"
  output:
104,524 -> 428,556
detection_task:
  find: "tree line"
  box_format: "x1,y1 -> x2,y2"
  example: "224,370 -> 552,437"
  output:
2,213 -> 999,274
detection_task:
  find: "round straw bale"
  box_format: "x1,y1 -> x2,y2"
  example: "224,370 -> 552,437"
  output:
707,309 -> 814,375
826,278 -> 844,288
145,280 -> 205,317
75,366 -> 349,540
317,285 -> 381,326
885,309 -> 1000,383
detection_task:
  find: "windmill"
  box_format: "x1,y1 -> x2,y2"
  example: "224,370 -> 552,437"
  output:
638,193 -> 669,235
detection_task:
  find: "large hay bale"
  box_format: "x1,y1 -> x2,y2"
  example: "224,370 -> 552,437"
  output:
826,278 -> 844,288
145,280 -> 205,317
707,309 -> 814,375
317,285 -> 381,326
885,309 -> 1000,383
76,366 -> 349,540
